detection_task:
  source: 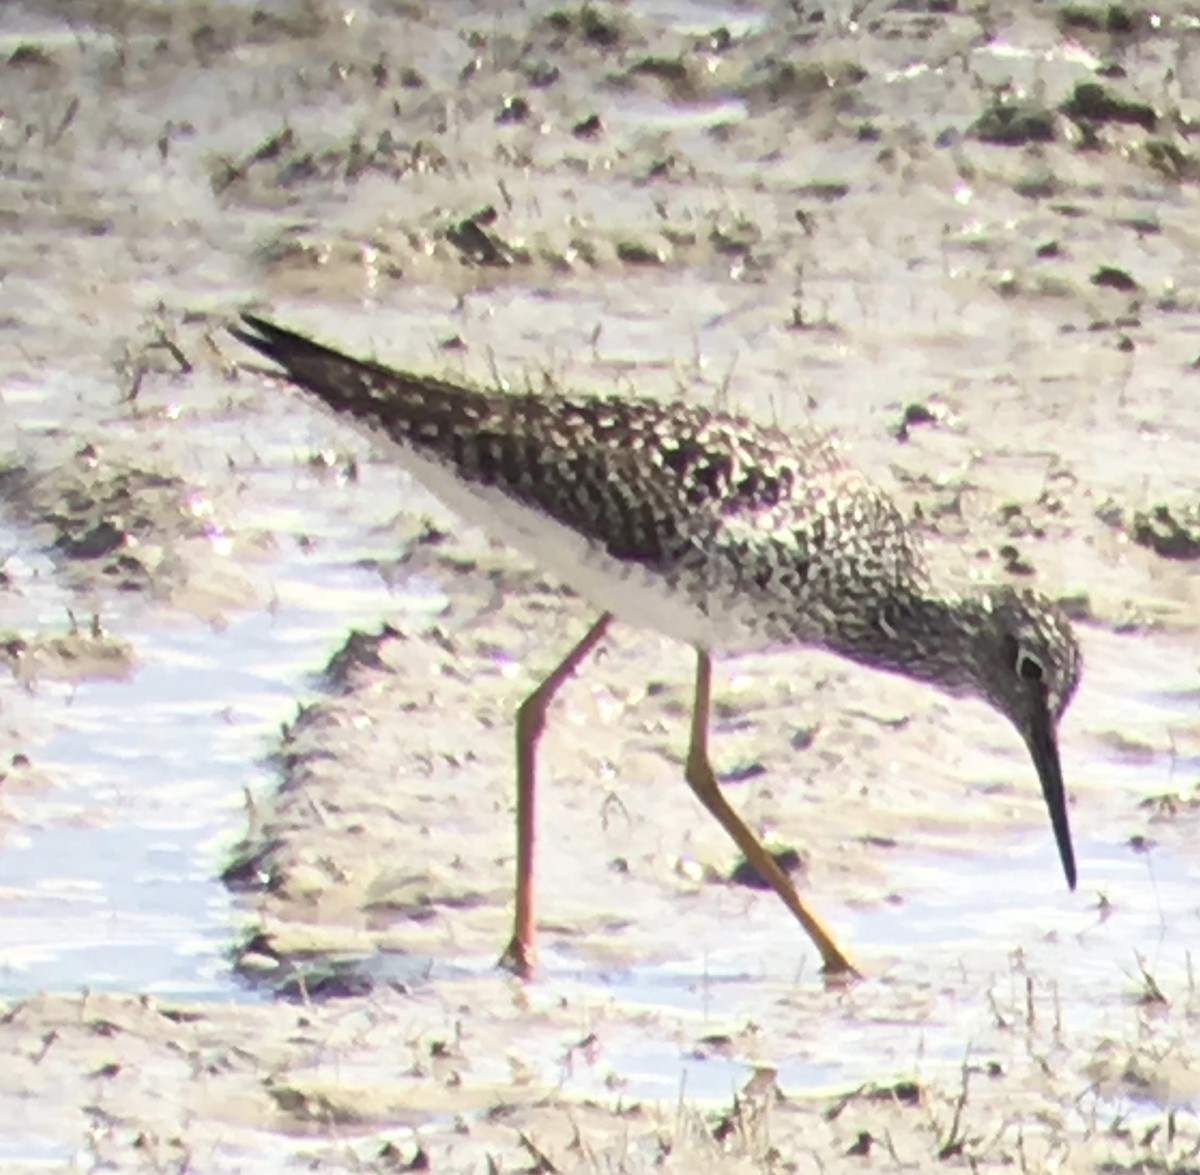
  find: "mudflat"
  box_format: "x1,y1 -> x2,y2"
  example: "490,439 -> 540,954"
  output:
0,1 -> 1197,1170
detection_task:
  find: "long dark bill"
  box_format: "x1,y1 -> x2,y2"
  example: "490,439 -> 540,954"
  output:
1027,692 -> 1077,890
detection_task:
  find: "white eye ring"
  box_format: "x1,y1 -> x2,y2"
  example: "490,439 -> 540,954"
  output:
1017,650 -> 1044,682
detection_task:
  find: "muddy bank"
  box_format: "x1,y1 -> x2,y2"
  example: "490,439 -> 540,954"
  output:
1,971 -> 1197,1172
0,0 -> 1198,1168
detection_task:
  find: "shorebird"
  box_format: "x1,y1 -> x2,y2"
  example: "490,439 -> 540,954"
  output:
231,312 -> 1081,978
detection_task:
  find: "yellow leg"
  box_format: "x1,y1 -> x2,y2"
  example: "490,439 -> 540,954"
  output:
683,651 -> 859,978
499,613 -> 613,977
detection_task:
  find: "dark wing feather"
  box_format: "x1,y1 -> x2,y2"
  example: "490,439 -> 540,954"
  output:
230,314 -> 845,569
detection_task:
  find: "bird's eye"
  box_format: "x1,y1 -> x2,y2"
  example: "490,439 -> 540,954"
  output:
1001,633 -> 1044,683
1017,650 -> 1044,682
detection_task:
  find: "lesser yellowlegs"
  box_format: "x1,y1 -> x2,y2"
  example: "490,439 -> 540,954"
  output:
231,313 -> 1082,978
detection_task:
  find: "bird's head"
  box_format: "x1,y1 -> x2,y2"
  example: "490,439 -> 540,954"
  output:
964,584 -> 1082,889
970,585 -> 1081,725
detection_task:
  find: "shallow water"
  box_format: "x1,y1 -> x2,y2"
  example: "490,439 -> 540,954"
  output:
1,310 -> 1195,1023
1,0 -> 1198,1166
0,549 -> 399,999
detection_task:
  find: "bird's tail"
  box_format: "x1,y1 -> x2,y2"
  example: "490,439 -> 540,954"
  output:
230,314 -> 399,414
229,313 -> 500,445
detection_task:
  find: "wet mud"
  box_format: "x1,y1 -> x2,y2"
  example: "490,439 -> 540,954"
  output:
0,0 -> 1198,1170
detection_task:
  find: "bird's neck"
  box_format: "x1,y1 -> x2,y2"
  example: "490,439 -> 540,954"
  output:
822,589 -> 982,700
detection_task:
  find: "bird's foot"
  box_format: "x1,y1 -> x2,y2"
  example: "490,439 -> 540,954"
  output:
498,936 -> 536,979
820,951 -> 863,987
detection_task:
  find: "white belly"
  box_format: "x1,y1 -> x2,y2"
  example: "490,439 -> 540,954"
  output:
394,443 -> 727,647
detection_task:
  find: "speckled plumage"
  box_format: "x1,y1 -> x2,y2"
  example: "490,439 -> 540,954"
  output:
231,312 -> 1083,974
231,317 -> 925,647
